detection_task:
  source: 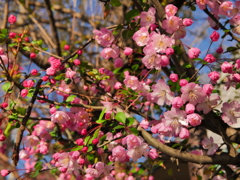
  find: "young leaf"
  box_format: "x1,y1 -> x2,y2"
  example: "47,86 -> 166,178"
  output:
115,112 -> 126,124
125,9 -> 140,23
110,0 -> 121,7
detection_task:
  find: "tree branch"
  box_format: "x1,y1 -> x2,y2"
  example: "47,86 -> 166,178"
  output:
44,0 -> 62,56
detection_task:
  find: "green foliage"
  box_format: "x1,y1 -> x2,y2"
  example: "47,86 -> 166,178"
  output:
110,0 -> 121,7
125,9 -> 140,23
115,112 -> 126,124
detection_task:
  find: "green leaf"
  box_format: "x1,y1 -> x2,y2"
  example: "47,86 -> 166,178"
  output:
22,46 -> 31,51
0,34 -> 6,42
31,170 -> 40,177
168,169 -> 173,176
100,134 -> 106,143
16,107 -> 26,115
236,84 -> 240,89
93,128 -> 100,139
125,9 -> 140,23
97,108 -> 106,122
9,43 -> 17,47
87,145 -> 93,152
113,125 -> 124,129
115,112 -> 126,124
190,6 -> 196,11
84,136 -> 91,145
129,127 -> 139,135
110,0 -> 121,7
197,175 -> 202,180
182,63 -> 192,68
131,64 -> 139,71
227,46 -> 237,52
2,82 -> 11,92
126,117 -> 135,126
1,29 -> 7,34
65,95 -> 76,102
34,161 -> 43,171
87,153 -> 94,162
113,25 -> 123,35
122,29 -> 135,40
96,119 -> 106,123
71,146 -> 83,151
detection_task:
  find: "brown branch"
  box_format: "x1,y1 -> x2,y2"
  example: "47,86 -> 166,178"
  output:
15,0 -> 57,48
1,0 -> 9,29
203,8 -> 240,42
44,0 -> 62,56
12,79 -> 43,166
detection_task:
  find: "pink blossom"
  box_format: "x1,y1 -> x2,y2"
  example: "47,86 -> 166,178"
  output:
22,135 -> 39,148
219,1 -> 233,16
216,47 -> 223,54
114,82 -> 122,89
162,16 -> 182,34
202,137 -> 218,155
187,113 -> 202,126
172,97 -> 184,108
100,47 -> 119,59
66,68 -> 76,79
46,67 -> 56,76
132,27 -> 150,46
19,149 -> 30,160
142,53 -> 162,69
31,69 -> 38,75
149,149 -> 158,160
233,73 -> 240,82
0,47 -> 4,55
230,15 -> 240,35
204,54 -> 216,63
1,102 -> 8,108
180,82 -> 206,105
37,141 -> 48,154
57,152 -> 80,175
30,53 -> 36,59
122,134 -> 143,149
172,26 -> 186,39
39,120 -> 55,129
165,48 -> 174,55
208,71 -> 220,82
203,84 -> 213,95
33,125 -> 51,141
179,128 -> 190,139
150,33 -> 175,53
114,57 -> 124,68
23,80 -> 35,88
51,111 -> 70,124
185,103 -> 195,114
64,45 -> 70,50
190,149 -> 203,155
150,79 -> 174,106
9,32 -> 16,38
93,28 -> 114,47
127,143 -> 149,161
150,23 -> 158,31
0,134 -> 6,141
196,0 -> 209,10
169,73 -> 178,82
124,47 -> 133,56
73,59 -> 81,66
140,119 -> 149,129
50,58 -> 61,69
162,107 -> 187,135
183,18 -> 193,26
124,75 -> 139,90
1,170 -> 10,177
188,48 -> 201,59
112,146 -> 127,162
41,76 -> 49,81
221,62 -> 233,73
208,15 -> 220,30
8,15 -> 17,24
179,79 -> 188,86
221,101 -> 240,125
210,31 -> 220,42
165,4 -> 178,17
140,7 -> 156,27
